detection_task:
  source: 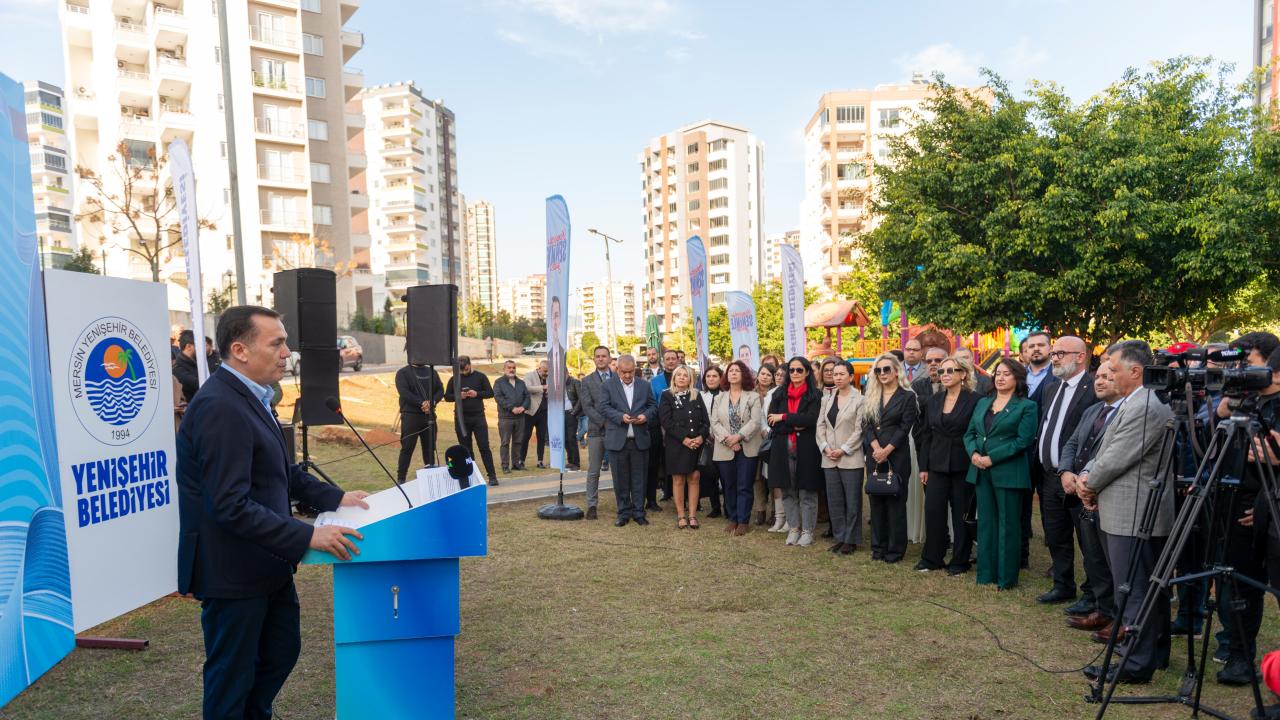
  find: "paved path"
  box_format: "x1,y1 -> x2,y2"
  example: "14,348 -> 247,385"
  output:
485,468 -> 611,505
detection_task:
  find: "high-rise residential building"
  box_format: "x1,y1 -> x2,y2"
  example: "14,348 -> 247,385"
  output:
800,80 -> 941,291
358,82 -> 461,317
761,229 -> 800,285
59,0 -> 359,311
24,80 -> 77,269
1256,0 -> 1278,107
573,280 -> 639,345
639,120 -> 764,333
496,273 -> 545,321
301,0 -> 364,321
465,200 -> 499,315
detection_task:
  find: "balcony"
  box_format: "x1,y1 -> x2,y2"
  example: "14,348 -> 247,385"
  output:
250,71 -> 301,96
258,164 -> 307,187
254,117 -> 307,143
156,54 -> 190,82
342,67 -> 363,101
153,5 -> 185,25
114,18 -> 148,45
119,120 -> 155,139
249,24 -> 299,50
117,67 -> 150,90
381,159 -> 414,175
344,111 -> 364,133
380,143 -> 421,157
260,209 -> 307,231
348,190 -> 369,210
346,151 -> 366,172
160,103 -> 194,131
350,232 -> 371,249
340,29 -> 363,60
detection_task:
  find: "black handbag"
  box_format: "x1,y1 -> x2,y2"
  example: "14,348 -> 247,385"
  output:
865,461 -> 901,496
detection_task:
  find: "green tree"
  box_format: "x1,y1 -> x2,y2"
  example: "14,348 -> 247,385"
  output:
614,334 -> 645,355
861,59 -> 1279,344
833,259 -> 884,333
62,246 -> 100,274
207,282 -> 236,316
579,331 -> 600,353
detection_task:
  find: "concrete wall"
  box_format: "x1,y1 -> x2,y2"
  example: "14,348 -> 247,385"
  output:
345,330 -> 523,366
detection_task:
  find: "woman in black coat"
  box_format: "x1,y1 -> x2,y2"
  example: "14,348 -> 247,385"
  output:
913,355 -> 981,574
861,353 -> 920,563
658,366 -> 710,528
766,356 -> 824,547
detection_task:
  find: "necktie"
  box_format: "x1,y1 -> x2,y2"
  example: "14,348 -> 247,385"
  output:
1039,381 -> 1068,468
907,366 -> 915,382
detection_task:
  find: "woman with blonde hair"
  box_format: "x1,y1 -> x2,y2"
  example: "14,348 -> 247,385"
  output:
657,365 -> 709,529
914,355 -> 981,574
861,353 -> 919,563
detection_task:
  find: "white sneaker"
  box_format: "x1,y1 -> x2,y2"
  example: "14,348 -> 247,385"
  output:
797,531 -> 814,547
785,529 -> 800,546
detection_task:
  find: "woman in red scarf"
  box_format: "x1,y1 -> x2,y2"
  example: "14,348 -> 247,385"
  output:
766,356 -> 823,547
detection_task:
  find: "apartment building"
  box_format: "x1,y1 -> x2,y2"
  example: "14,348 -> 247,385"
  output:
59,0 -> 359,311
496,273 -> 545,322
761,229 -> 799,285
573,280 -> 639,346
301,0 -> 364,321
639,120 -> 764,334
464,200 -> 499,315
1257,0 -> 1278,107
358,82 -> 461,316
25,80 -> 77,269
799,80 -> 941,292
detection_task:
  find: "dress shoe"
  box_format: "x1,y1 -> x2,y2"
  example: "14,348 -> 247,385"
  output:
914,561 -> 939,572
1091,624 -> 1127,644
1169,620 -> 1203,637
733,524 -> 748,537
634,517 -> 650,526
514,463 -> 526,470
488,478 -> 500,487
537,461 -> 546,469
1067,612 -> 1112,631
1063,599 -> 1096,616
585,506 -> 597,520
946,566 -> 968,577
615,518 -> 629,527
829,542 -> 843,553
838,543 -> 856,555
1217,656 -> 1259,686
1037,587 -> 1076,605
645,501 -> 662,512
724,522 -> 737,533
502,466 -> 511,474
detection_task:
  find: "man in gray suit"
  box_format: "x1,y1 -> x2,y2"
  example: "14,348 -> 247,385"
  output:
1078,340 -> 1174,684
598,354 -> 657,526
578,345 -> 614,520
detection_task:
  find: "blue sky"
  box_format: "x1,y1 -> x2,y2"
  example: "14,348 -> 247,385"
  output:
0,0 -> 1254,287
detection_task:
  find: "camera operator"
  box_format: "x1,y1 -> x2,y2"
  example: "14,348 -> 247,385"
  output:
395,358 -> 444,483
1209,334 -> 1280,686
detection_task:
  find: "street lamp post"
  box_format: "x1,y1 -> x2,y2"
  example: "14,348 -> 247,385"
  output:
587,228 -> 623,351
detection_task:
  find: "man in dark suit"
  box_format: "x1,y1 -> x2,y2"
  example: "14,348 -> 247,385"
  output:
177,306 -> 371,719
1020,330 -> 1054,569
1034,335 -> 1100,606
598,354 -> 657,526
578,345 -> 613,520
910,346 -> 948,403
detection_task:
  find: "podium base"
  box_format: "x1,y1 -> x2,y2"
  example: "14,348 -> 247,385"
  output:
537,502 -> 584,521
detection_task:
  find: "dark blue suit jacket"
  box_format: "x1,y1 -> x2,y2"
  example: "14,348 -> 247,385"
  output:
598,377 -> 657,452
177,368 -> 344,599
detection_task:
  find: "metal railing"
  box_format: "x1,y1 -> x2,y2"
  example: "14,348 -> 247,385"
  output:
118,68 -> 150,82
260,209 -> 306,229
116,18 -> 146,33
250,71 -> 300,94
257,164 -> 305,184
65,2 -> 89,14
254,117 -> 305,138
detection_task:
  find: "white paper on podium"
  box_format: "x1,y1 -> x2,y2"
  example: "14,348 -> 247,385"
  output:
313,465 -> 483,529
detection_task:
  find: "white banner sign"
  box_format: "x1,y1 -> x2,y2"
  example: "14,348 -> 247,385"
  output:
545,195 -> 570,471
780,244 -> 806,360
168,138 -> 207,384
44,270 -> 178,632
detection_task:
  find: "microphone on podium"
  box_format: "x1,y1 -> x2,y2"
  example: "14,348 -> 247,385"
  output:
325,396 -> 413,508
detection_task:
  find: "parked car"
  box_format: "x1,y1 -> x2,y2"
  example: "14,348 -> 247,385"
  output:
286,336 -> 364,376
338,335 -> 363,371
523,341 -> 547,355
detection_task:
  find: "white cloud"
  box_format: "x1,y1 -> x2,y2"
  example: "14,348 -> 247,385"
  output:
1004,37 -> 1049,69
898,43 -> 983,86
665,47 -> 690,62
504,0 -> 678,35
495,27 -> 596,68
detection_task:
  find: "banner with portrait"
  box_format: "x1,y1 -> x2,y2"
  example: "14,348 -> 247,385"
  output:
686,236 -> 710,375
725,291 -> 759,369
544,196 -> 570,471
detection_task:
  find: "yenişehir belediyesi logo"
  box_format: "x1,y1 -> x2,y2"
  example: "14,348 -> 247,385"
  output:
68,317 -> 160,446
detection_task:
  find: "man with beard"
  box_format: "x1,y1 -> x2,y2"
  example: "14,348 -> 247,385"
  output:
1033,335 -> 1099,606
1020,330 -> 1053,569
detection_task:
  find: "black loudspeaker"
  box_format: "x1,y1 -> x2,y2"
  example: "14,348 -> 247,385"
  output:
273,268 -> 337,350
406,284 -> 458,366
298,348 -> 341,426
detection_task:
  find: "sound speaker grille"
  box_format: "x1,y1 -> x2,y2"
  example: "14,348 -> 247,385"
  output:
298,348 -> 341,426
406,284 -> 458,366
273,269 -> 337,351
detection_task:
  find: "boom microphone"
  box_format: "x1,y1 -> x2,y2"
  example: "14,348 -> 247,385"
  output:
325,396 -> 413,508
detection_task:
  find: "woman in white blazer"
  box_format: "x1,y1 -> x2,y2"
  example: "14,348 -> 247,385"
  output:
816,360 -> 866,554
710,360 -> 763,535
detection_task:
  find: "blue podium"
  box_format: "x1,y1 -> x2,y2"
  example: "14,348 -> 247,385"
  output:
303,468 -> 487,719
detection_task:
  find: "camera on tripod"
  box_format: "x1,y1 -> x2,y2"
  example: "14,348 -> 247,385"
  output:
1143,347 -> 1272,397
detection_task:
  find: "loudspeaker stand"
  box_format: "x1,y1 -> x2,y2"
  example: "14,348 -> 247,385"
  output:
537,471 -> 584,521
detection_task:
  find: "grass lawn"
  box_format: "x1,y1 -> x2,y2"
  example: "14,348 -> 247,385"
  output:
5,482 -> 1278,719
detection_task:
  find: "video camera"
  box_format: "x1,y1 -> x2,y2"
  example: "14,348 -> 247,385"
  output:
1144,347 -> 1272,397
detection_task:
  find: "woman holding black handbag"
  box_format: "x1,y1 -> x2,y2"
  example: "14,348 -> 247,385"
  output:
767,356 -> 823,547
861,353 -> 919,563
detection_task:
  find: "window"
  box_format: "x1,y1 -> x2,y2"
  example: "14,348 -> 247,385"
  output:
668,202 -> 677,214
305,76 -> 326,98
687,142 -> 698,154
687,162 -> 699,173
709,177 -> 728,191
312,204 -> 333,225
709,196 -> 728,209
310,162 -> 331,182
710,253 -> 729,266
303,33 -> 324,55
124,139 -> 154,167
819,165 -> 829,185
688,218 -> 700,231
301,0 -> 320,11
837,162 -> 866,180
708,159 -> 727,172
839,198 -> 863,211
711,273 -> 729,284
37,90 -> 61,110
220,141 -> 227,157
709,234 -> 729,247
687,180 -> 700,193
48,211 -> 71,232
878,108 -> 902,128
308,119 -> 329,140
710,139 -> 729,151
44,153 -> 66,171
709,216 -> 729,228
214,45 -> 221,63
836,105 -> 865,124
687,199 -> 700,211
818,108 -> 829,127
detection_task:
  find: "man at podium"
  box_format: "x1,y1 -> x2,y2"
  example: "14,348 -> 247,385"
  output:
177,306 -> 371,720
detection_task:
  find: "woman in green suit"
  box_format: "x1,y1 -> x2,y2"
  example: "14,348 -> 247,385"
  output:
964,358 -> 1039,589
